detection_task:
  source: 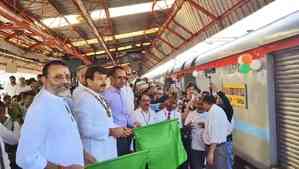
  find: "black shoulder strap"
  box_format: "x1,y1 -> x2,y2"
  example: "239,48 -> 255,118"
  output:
11,121 -> 14,131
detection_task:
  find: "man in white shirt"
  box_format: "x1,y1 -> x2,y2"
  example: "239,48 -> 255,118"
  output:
18,77 -> 31,94
133,93 -> 163,127
0,122 -> 19,169
0,101 -> 20,138
73,66 -> 131,163
121,65 -> 135,117
16,60 -> 84,169
202,95 -> 230,169
215,90 -> 234,169
184,97 -> 208,169
159,96 -> 182,127
0,101 -> 19,169
5,76 -> 19,97
0,101 -> 20,169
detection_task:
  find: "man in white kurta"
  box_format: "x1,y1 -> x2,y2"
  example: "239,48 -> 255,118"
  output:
133,94 -> 162,127
16,60 -> 84,169
73,66 -> 131,162
73,87 -> 118,162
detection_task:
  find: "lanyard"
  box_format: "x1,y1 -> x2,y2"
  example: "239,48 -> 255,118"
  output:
165,110 -> 171,120
141,111 -> 151,125
64,103 -> 75,122
85,89 -> 112,117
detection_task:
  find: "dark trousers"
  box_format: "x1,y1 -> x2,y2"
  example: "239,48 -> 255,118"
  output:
179,128 -> 191,169
117,137 -> 132,156
207,144 -> 228,169
225,140 -> 233,169
190,149 -> 205,169
5,144 -> 21,169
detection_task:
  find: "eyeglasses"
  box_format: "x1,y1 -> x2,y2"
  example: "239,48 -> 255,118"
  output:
116,76 -> 128,80
48,74 -> 71,81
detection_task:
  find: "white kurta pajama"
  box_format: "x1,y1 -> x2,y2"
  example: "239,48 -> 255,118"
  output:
72,87 -> 117,162
16,88 -> 84,169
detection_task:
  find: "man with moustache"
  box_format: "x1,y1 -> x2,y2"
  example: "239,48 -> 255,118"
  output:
103,66 -> 135,156
73,66 -> 131,162
72,65 -> 97,165
16,60 -> 84,169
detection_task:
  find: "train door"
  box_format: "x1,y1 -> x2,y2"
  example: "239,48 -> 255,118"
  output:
273,46 -> 299,169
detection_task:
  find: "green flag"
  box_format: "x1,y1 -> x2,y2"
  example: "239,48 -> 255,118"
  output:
134,120 -> 187,169
85,151 -> 148,169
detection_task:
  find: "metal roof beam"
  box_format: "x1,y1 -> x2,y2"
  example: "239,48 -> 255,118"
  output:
0,23 -> 26,30
0,38 -> 48,61
172,19 -> 193,36
91,45 -> 149,57
48,0 -> 96,53
100,0 -> 118,45
166,26 -> 187,41
187,0 -> 217,20
155,0 -> 185,37
174,0 -> 251,52
72,0 -> 116,65
143,58 -> 155,67
29,42 -> 43,50
157,36 -> 177,51
152,44 -> 168,57
142,62 -> 151,70
147,0 -> 184,56
146,50 -> 162,62
5,32 -> 18,41
0,1 -> 91,64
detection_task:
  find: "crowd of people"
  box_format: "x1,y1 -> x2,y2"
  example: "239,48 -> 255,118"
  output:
0,60 -> 234,169
0,75 -> 42,169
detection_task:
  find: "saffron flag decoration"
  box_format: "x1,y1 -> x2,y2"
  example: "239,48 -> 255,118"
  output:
240,53 -> 253,64
134,120 -> 187,169
238,53 -> 255,74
